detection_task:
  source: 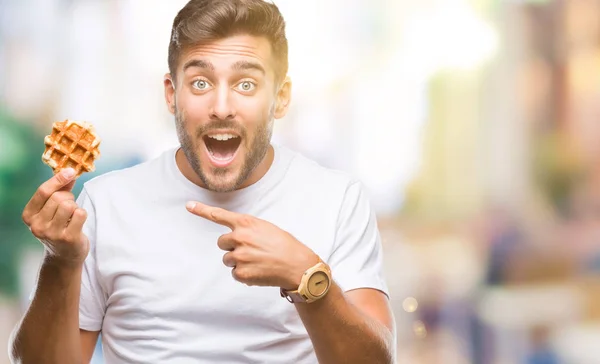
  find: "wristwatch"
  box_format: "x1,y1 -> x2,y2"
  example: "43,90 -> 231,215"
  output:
280,260 -> 332,303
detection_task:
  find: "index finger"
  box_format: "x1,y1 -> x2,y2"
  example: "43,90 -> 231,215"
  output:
24,168 -> 77,216
186,201 -> 240,229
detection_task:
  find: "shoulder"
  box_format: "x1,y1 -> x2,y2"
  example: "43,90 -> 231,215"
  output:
277,145 -> 364,206
280,145 -> 358,188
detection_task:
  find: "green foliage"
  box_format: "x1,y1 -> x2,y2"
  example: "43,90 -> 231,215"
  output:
0,108 -> 49,297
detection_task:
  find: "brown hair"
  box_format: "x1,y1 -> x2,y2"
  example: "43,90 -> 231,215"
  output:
168,0 -> 288,83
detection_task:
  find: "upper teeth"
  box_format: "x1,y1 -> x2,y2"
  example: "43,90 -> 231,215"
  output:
208,134 -> 238,141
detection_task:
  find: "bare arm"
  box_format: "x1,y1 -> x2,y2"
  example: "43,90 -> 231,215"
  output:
80,330 -> 101,363
9,169 -> 95,364
295,284 -> 396,364
9,258 -> 88,363
10,265 -> 100,364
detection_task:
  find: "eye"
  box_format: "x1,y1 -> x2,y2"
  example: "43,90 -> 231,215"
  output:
192,79 -> 211,90
236,81 -> 256,92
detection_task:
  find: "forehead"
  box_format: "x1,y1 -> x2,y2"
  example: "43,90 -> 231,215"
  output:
178,34 -> 275,76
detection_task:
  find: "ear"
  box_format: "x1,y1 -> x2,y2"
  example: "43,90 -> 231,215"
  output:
274,76 -> 292,119
164,73 -> 176,115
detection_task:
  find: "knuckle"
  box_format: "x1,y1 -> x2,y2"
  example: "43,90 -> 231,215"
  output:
58,199 -> 71,208
37,186 -> 52,200
75,208 -> 87,220
49,192 -> 61,204
232,268 -> 249,282
22,211 -> 31,226
238,215 -> 253,228
233,230 -> 251,244
236,269 -> 258,286
59,230 -> 75,243
29,223 -> 47,239
58,199 -> 76,211
211,208 -> 225,221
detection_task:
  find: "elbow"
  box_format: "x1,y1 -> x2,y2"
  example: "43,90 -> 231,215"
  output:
7,324 -> 42,364
383,353 -> 395,364
381,327 -> 396,364
8,325 -> 22,364
377,347 -> 395,364
356,350 -> 393,364
357,337 -> 395,364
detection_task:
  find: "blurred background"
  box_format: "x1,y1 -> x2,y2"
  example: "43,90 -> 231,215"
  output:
1,0 -> 600,363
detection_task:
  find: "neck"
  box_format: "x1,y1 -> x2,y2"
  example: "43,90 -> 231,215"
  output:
175,145 -> 274,191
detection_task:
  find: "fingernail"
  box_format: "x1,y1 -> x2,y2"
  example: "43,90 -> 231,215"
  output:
62,168 -> 76,179
186,201 -> 196,210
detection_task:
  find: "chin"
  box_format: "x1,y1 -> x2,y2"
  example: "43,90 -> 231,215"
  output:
199,166 -> 245,192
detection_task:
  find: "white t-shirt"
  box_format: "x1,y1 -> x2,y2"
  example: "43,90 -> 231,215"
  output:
75,144 -> 388,363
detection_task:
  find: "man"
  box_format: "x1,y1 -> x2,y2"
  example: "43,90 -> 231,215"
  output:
9,1 -> 396,363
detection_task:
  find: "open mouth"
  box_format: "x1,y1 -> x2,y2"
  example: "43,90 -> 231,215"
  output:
203,132 -> 242,166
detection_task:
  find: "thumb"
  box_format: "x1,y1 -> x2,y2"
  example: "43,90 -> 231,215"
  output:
57,168 -> 77,192
60,179 -> 76,192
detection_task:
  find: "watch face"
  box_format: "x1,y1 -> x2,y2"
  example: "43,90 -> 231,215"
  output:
307,271 -> 330,297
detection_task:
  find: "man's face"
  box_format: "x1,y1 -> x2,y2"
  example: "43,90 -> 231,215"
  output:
165,35 -> 290,192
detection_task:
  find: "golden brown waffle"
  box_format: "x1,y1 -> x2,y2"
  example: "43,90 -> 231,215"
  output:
42,119 -> 101,177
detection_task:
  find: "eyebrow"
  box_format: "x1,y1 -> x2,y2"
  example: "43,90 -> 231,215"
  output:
231,60 -> 265,75
183,59 -> 215,72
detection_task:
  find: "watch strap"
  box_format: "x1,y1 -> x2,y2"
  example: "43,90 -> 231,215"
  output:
280,288 -> 309,303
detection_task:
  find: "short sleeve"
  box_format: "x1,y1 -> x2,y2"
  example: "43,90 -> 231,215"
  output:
327,181 -> 389,296
77,187 -> 106,331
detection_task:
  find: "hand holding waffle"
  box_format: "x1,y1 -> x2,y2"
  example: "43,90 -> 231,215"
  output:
22,168 -> 90,266
21,120 -> 101,266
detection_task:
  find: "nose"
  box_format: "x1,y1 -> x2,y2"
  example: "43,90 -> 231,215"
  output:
209,86 -> 236,120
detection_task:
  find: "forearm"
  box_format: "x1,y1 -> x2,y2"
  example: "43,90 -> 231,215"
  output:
9,254 -> 83,364
295,282 -> 395,364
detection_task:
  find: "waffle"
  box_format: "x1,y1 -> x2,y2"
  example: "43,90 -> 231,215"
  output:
42,119 -> 101,178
